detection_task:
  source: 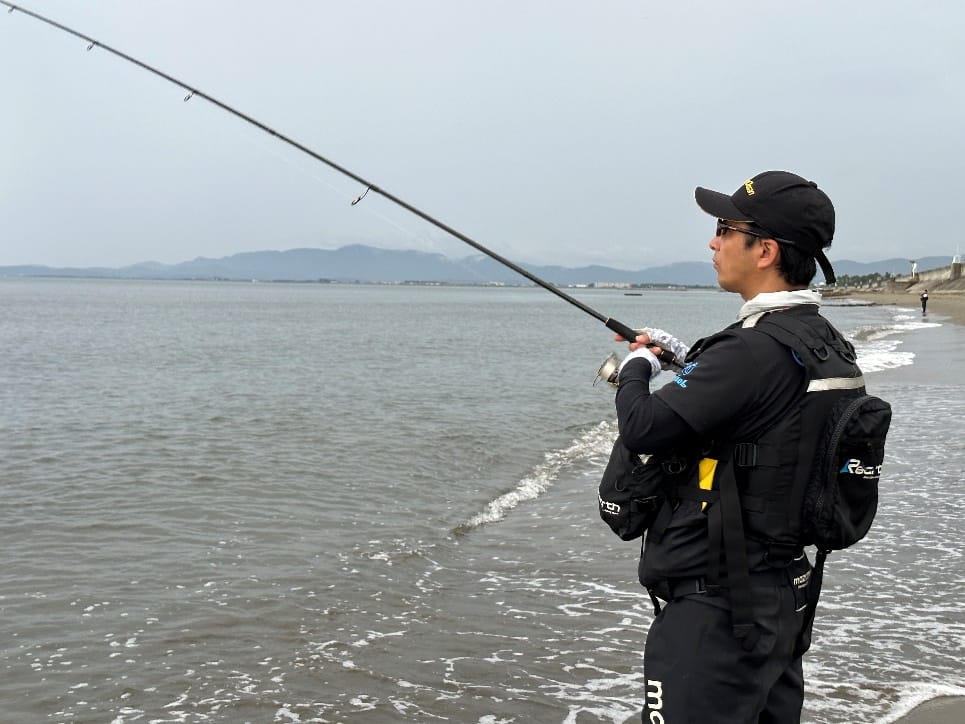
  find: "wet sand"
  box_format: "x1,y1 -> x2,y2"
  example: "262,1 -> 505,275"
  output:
836,289 -> 965,326
892,696 -> 965,724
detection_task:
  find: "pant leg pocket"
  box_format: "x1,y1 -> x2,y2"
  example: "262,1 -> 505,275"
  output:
790,562 -> 811,613
788,556 -> 814,658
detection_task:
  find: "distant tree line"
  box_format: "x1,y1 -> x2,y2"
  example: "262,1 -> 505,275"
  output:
832,272 -> 896,288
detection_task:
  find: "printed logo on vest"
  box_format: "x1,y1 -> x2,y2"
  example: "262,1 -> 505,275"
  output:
839,458 -> 883,479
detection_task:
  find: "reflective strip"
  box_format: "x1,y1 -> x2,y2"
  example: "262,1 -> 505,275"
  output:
807,376 -> 865,392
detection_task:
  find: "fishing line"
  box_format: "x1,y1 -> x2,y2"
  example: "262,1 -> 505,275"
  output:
2,1 -> 665,353
228,125 -> 499,286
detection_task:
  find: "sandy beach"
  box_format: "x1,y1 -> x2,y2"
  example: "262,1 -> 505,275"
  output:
836,289 -> 965,326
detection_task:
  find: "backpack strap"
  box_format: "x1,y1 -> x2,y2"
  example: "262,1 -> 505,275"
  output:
706,449 -> 761,651
752,309 -> 858,367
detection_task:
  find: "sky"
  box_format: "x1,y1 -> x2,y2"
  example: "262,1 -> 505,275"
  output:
1,0 -> 962,270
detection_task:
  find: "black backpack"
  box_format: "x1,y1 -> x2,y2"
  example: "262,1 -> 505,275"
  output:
805,392 -> 891,552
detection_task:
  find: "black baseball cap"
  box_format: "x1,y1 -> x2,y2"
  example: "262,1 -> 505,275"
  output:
695,170 -> 836,284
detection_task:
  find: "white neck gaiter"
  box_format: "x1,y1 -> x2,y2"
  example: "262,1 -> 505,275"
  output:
737,290 -> 822,324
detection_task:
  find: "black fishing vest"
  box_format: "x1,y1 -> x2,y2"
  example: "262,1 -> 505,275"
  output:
673,305 -> 871,650
719,307 -> 865,550
677,306 -> 862,544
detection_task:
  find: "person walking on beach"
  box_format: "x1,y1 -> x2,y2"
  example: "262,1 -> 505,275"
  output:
920,289 -> 928,314
613,171 -> 858,722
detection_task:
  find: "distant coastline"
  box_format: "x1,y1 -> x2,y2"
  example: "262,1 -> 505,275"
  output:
0,274 -> 719,292
0,245 -> 952,288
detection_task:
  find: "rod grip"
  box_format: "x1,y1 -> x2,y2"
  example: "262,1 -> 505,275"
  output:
605,318 -> 641,343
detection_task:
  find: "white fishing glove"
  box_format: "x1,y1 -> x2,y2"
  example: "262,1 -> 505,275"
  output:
618,347 -> 662,377
641,327 -> 690,370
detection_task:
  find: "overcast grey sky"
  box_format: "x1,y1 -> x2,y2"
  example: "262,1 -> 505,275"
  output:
2,1 -> 962,269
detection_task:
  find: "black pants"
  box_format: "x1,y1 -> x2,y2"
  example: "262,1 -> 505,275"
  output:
642,565 -> 811,723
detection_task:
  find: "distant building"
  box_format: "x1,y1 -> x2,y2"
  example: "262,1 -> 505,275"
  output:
592,282 -> 632,289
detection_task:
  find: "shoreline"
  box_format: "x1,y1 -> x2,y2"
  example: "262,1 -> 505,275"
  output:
890,696 -> 965,724
830,289 -> 965,326
840,293 -> 965,723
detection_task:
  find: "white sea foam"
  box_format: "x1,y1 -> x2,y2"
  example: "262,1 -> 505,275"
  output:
868,315 -> 941,339
853,338 -> 916,373
847,309 -> 941,373
458,421 -> 616,532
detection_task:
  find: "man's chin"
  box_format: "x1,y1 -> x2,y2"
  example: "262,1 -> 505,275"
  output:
716,279 -> 744,297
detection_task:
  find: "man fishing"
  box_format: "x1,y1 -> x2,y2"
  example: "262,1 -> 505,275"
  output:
614,171 -> 850,722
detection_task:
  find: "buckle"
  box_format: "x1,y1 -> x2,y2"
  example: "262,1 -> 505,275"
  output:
734,443 -> 758,467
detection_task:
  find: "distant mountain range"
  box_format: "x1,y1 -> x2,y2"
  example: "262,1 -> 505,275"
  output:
0,245 -> 951,286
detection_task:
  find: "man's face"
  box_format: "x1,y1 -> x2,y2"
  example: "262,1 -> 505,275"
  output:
709,219 -> 763,297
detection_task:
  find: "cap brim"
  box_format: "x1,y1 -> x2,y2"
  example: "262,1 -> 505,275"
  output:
694,187 -> 753,222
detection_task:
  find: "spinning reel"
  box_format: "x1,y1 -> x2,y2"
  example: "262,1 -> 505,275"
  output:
594,346 -> 682,388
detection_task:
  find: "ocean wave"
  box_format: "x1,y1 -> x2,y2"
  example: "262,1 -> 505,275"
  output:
853,338 -> 916,373
868,315 -> 942,339
845,308 -> 941,374
454,420 -> 616,534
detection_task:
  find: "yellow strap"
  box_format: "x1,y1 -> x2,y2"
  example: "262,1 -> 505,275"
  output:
698,458 -> 718,512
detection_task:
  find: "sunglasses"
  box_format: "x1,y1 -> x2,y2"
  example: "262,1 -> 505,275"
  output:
715,219 -> 770,239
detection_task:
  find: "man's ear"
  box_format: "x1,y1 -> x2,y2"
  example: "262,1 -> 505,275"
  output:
757,238 -> 781,271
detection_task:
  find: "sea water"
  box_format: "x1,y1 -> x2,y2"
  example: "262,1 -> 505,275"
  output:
1,278 -> 962,723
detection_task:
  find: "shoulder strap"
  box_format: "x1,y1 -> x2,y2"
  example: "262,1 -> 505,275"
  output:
752,309 -> 858,369
707,452 -> 761,651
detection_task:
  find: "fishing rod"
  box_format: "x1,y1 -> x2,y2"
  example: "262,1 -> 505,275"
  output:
3,1 -> 673,363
